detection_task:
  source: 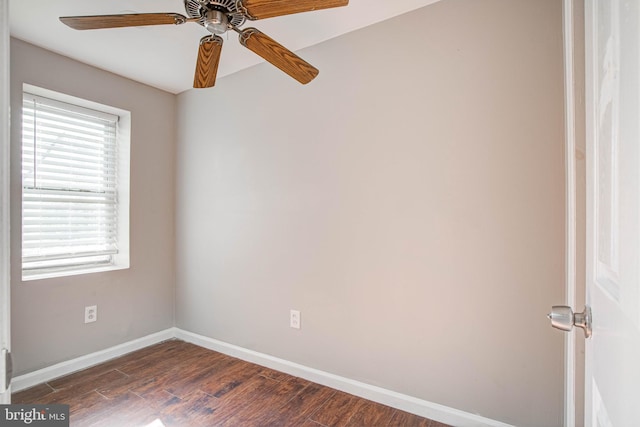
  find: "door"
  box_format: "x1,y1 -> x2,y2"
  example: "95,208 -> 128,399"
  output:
584,0 -> 640,425
0,0 -> 11,404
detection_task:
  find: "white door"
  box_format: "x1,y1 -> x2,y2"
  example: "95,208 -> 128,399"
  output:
584,0 -> 640,425
0,0 -> 11,404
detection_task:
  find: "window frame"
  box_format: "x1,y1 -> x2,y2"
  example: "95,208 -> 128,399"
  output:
21,84 -> 130,281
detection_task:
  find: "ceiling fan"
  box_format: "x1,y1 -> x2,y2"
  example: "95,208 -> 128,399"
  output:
60,0 -> 349,89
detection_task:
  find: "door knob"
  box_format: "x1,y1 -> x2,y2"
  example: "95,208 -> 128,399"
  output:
548,305 -> 592,338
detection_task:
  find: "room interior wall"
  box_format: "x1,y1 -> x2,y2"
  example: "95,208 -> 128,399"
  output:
175,0 -> 566,426
9,39 -> 176,376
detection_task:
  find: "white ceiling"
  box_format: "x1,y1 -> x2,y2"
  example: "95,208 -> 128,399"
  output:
10,0 -> 440,94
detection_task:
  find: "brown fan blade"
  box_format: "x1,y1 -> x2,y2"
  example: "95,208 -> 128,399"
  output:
238,0 -> 348,20
239,28 -> 318,84
194,36 -> 223,89
60,13 -> 195,30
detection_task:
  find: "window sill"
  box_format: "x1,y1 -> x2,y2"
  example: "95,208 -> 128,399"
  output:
22,263 -> 130,282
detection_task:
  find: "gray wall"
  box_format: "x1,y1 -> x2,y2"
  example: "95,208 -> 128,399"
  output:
175,0 -> 565,426
10,39 -> 176,375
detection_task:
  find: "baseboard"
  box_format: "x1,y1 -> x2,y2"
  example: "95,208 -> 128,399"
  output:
12,327 -> 512,427
12,328 -> 176,392
174,328 -> 513,427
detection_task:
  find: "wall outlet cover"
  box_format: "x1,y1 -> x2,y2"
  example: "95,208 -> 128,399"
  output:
85,305 -> 97,324
290,309 -> 301,329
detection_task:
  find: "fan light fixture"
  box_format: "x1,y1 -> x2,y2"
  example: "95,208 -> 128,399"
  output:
59,0 -> 350,89
203,10 -> 229,35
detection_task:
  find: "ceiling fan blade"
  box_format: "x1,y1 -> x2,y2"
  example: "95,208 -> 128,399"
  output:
194,36 -> 223,89
59,13 -> 194,30
238,0 -> 348,20
239,28 -> 318,84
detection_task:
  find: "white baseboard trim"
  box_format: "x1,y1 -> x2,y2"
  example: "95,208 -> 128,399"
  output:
12,328 -> 176,392
12,327 -> 511,427
174,328 -> 513,427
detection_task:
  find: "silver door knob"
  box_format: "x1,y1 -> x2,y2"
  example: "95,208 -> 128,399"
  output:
547,305 -> 592,338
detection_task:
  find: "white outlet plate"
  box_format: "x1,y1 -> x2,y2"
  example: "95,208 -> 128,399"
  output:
290,309 -> 301,329
85,305 -> 97,324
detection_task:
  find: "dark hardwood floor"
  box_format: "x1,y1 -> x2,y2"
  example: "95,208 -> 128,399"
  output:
13,340 -> 450,427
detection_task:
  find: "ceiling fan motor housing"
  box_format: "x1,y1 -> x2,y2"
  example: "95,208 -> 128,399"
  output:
184,0 -> 246,32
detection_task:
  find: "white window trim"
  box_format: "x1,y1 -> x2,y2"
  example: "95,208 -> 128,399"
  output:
21,84 -> 130,281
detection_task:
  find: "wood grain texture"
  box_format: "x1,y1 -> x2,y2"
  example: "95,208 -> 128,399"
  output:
389,410 -> 434,427
12,340 -> 448,427
59,13 -> 185,30
194,36 -> 223,89
311,390 -> 364,426
344,400 -> 397,426
240,28 -> 319,84
241,0 -> 349,20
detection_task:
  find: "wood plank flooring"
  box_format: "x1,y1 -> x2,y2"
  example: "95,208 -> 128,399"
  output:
13,340 -> 450,427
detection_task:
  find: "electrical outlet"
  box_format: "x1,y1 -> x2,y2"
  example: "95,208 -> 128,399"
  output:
85,305 -> 97,324
290,309 -> 301,329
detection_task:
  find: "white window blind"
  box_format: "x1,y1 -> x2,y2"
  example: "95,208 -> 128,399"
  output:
22,93 -> 120,277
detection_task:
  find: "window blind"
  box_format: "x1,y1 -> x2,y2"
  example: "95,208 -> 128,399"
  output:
22,93 -> 120,277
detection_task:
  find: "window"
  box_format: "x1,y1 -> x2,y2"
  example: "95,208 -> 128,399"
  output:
21,86 -> 130,280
